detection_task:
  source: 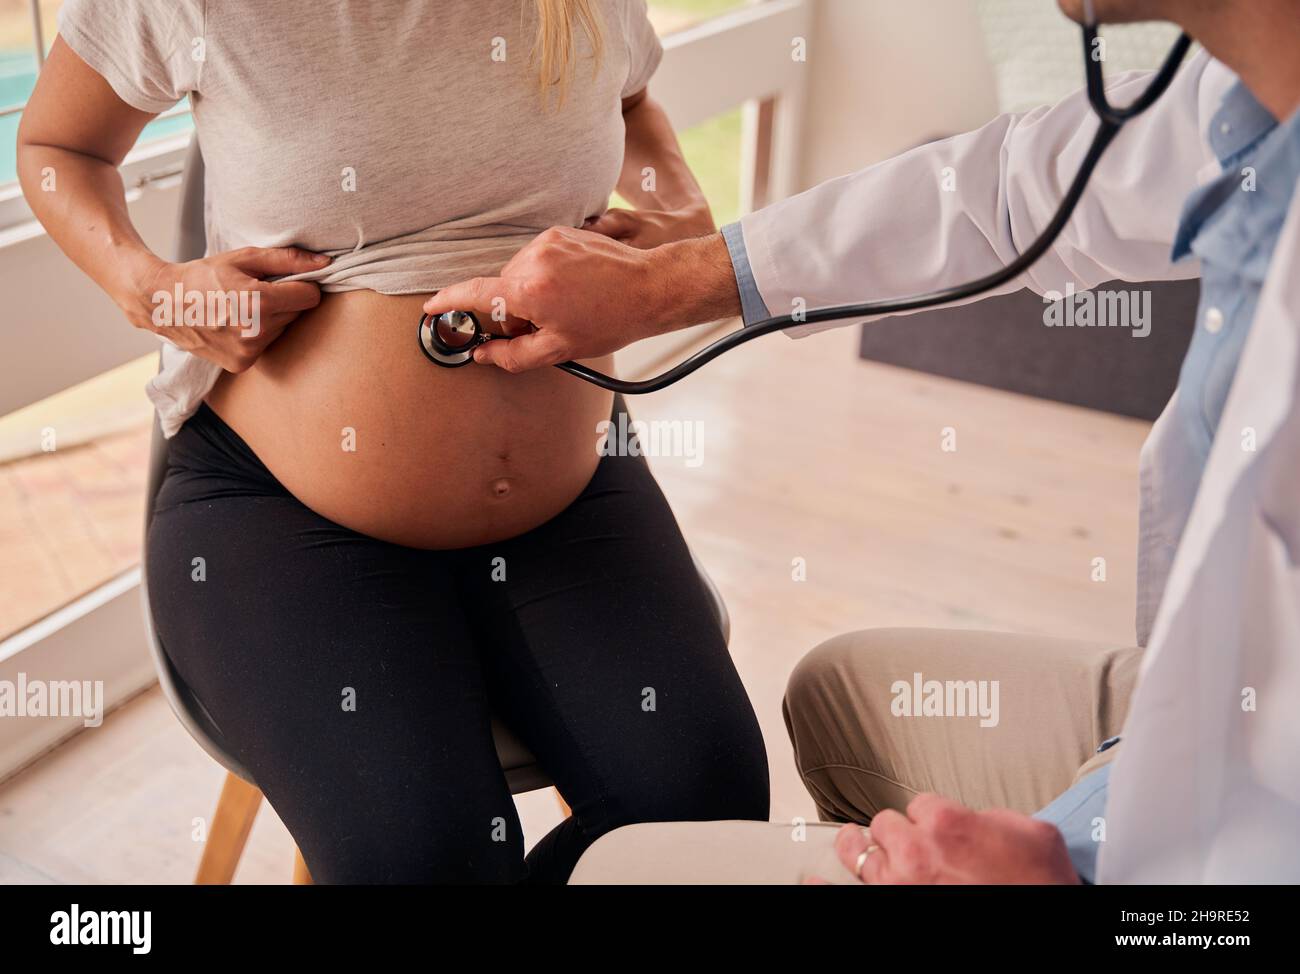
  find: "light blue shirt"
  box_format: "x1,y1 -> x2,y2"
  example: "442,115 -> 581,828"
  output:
724,82 -> 1300,882
722,222 -> 774,325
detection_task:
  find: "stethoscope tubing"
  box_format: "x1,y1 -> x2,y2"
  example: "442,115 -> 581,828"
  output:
562,117 -> 1119,395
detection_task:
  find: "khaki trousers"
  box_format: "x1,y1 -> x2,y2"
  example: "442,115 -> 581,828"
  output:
570,628 -> 1141,885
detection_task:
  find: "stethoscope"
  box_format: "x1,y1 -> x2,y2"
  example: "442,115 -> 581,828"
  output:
419,11 -> 1192,395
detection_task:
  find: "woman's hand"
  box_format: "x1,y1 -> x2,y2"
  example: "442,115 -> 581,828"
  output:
584,203 -> 717,250
18,42 -> 326,376
599,88 -> 716,250
123,247 -> 330,373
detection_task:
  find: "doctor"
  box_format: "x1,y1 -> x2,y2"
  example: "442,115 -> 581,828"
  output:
426,0 -> 1300,884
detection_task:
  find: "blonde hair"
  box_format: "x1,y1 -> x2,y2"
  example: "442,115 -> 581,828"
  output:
531,0 -> 605,105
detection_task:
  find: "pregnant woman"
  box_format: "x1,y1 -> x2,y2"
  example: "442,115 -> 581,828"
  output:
18,0 -> 768,883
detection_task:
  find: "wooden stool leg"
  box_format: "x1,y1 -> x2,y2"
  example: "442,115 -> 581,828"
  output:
292,846 -> 314,885
194,771 -> 263,885
555,787 -> 572,819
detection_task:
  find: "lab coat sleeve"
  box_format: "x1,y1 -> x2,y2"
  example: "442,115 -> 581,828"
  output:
735,50 -> 1234,337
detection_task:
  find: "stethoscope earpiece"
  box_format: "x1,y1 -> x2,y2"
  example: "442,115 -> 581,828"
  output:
418,310 -> 486,367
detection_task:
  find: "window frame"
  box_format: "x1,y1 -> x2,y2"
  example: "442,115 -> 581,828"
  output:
1,0 -> 196,230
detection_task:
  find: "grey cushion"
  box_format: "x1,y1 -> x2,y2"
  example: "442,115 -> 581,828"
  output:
859,279 -> 1199,421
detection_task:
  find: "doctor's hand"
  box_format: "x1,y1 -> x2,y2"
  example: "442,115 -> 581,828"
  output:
422,227 -> 742,373
819,794 -> 1081,886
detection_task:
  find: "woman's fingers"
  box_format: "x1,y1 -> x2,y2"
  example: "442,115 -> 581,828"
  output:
584,208 -> 638,239
259,279 -> 324,314
229,246 -> 331,277
141,248 -> 330,373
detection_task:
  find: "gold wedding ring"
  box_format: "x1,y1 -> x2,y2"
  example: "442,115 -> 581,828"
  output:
855,844 -> 879,876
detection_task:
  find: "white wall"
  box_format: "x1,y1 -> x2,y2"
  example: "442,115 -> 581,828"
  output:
795,0 -> 1001,190
976,0 -> 1188,114
790,0 -> 1188,191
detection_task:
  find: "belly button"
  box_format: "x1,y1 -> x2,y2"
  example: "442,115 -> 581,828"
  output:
491,478 -> 512,499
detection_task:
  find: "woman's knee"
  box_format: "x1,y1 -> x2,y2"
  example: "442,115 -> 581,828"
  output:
597,725 -> 771,831
601,778 -> 769,836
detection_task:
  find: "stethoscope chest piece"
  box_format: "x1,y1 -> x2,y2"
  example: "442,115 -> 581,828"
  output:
419,310 -> 486,367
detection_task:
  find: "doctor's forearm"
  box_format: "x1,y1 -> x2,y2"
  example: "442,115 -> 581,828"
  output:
646,233 -> 743,333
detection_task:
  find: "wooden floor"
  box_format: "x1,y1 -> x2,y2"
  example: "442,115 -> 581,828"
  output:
0,354 -> 156,637
0,428 -> 149,638
0,324 -> 1150,884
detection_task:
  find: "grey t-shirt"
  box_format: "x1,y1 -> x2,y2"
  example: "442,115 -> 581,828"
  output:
58,0 -> 663,435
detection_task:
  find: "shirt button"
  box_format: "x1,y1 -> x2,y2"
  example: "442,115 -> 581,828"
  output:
1220,121 -> 1232,136
1205,306 -> 1225,334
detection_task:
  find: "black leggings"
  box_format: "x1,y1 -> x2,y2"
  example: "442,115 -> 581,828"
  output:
146,403 -> 768,884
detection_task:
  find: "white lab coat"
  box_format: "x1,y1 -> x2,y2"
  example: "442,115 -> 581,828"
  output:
735,50 -> 1300,882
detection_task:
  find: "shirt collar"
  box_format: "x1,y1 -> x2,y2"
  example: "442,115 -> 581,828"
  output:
1206,80 -> 1277,165
1171,80 -> 1281,261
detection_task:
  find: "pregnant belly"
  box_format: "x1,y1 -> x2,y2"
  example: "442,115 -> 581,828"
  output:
205,290 -> 614,549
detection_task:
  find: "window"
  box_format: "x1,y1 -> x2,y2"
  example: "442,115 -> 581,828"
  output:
648,0 -> 756,36
0,2 -> 190,644
0,0 -> 193,188
647,0 -> 757,227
